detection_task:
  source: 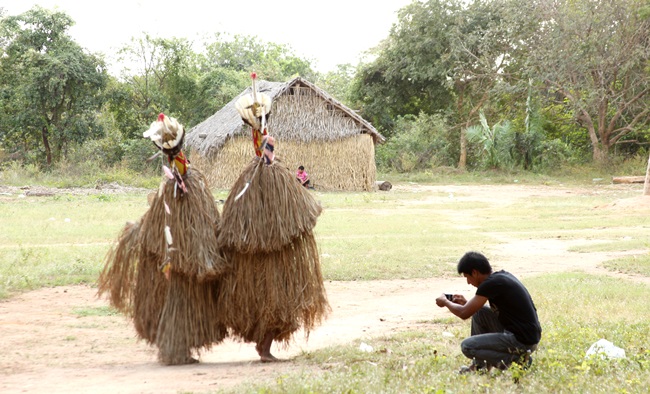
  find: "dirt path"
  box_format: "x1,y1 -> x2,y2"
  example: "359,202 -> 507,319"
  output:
1,184 -> 648,393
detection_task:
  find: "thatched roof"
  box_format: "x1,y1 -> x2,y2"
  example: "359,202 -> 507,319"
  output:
185,77 -> 384,158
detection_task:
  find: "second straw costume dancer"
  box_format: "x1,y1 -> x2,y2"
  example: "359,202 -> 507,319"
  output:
217,73 -> 330,362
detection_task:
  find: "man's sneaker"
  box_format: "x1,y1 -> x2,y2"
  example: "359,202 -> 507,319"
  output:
524,355 -> 533,370
516,350 -> 533,370
458,365 -> 475,374
459,363 -> 491,374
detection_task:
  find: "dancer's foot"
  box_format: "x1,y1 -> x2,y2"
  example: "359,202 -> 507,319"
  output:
256,331 -> 279,362
260,353 -> 279,363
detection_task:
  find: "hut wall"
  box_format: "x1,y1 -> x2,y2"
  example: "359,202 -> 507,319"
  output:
190,134 -> 376,192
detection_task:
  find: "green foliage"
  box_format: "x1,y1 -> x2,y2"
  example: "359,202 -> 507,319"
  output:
0,6 -> 108,166
119,138 -> 160,174
68,128 -> 124,167
466,112 -> 516,170
314,63 -> 358,105
375,113 -> 457,172
196,67 -> 251,118
465,103 -> 575,171
513,0 -> 650,161
200,33 -> 316,82
113,34 -> 202,128
0,153 -> 160,189
349,0 -> 460,136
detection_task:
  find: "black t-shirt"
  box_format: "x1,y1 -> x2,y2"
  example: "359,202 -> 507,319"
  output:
476,270 -> 542,345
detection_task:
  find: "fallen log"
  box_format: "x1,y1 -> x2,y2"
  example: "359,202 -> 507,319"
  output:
612,176 -> 645,184
25,190 -> 55,197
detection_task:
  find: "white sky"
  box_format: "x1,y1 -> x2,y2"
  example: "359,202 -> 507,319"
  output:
2,0 -> 412,74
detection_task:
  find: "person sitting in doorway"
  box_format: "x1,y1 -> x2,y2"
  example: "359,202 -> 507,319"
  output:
296,165 -> 311,188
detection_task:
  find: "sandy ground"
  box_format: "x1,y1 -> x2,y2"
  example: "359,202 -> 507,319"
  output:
1,184 -> 649,394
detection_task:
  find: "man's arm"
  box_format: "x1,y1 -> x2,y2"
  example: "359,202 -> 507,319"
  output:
436,294 -> 488,320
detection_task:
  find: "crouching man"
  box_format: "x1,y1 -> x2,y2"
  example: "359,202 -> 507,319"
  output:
436,251 -> 542,373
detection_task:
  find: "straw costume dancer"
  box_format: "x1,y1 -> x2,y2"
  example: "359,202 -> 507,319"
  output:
98,114 -> 229,365
217,73 -> 330,362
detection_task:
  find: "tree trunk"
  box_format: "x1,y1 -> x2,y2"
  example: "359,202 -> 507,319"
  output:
456,84 -> 467,170
42,126 -> 52,166
458,126 -> 467,170
643,155 -> 650,196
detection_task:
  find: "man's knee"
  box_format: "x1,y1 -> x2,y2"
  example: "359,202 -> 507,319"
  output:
460,337 -> 477,358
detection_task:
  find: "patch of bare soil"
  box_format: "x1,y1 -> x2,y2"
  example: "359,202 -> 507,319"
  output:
1,184 -> 648,393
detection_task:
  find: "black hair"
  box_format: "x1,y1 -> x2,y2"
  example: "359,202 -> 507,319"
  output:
298,165 -> 305,170
457,251 -> 492,275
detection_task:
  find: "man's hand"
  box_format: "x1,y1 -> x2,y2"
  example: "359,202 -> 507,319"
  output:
452,294 -> 467,305
435,293 -> 468,307
435,293 -> 449,307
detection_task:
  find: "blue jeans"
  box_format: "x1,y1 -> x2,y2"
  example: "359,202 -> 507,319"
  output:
461,306 -> 538,369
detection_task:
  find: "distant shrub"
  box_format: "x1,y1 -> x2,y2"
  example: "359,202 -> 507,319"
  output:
68,132 -> 124,167
376,113 -> 457,173
120,138 -> 160,174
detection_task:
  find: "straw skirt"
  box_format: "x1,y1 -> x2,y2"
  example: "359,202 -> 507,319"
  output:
217,158 -> 330,346
98,169 -> 229,364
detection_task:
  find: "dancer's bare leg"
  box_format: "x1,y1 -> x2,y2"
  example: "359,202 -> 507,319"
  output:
255,331 -> 278,362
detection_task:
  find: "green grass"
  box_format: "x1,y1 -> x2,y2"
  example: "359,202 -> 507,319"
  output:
0,193 -> 150,298
603,254 -> 650,276
2,179 -> 649,298
219,273 -> 650,394
72,306 -> 119,317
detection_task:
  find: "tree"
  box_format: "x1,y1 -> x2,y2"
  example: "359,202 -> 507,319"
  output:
350,0 -> 523,170
192,33 -> 318,122
517,0 -> 650,162
200,33 -> 317,83
112,34 -> 202,134
349,0 -> 458,137
0,6 -> 107,166
315,63 -> 357,105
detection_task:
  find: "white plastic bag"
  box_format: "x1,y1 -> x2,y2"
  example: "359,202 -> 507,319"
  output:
586,339 -> 626,359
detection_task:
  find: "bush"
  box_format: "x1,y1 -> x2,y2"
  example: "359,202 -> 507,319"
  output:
376,113 -> 457,173
120,138 -> 160,174
68,132 -> 124,167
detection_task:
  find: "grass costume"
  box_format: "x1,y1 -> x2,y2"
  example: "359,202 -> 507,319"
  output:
217,73 -> 330,362
98,114 -> 229,365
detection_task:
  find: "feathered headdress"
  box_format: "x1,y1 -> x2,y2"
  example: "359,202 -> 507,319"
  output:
235,72 -> 272,131
143,113 -> 185,159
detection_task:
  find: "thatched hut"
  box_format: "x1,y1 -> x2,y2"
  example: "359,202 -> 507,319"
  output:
185,77 -> 385,191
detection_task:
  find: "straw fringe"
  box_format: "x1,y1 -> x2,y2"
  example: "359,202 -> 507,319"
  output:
132,250 -> 169,344
218,157 -> 322,254
97,221 -> 141,313
139,169 -> 228,280
217,234 -> 330,346
156,272 -> 228,365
